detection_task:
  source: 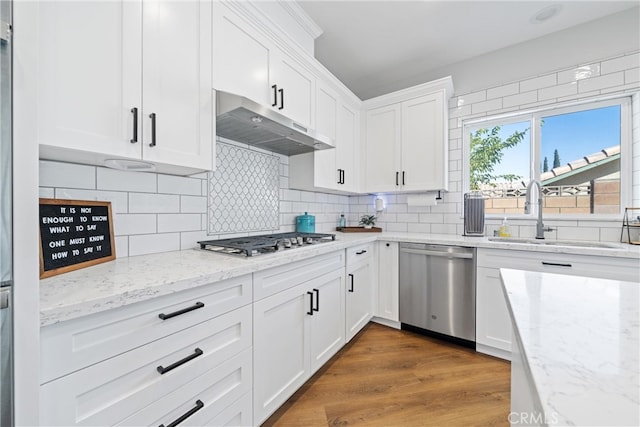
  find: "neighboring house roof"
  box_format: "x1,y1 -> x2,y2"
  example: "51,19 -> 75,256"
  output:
541,145 -> 620,186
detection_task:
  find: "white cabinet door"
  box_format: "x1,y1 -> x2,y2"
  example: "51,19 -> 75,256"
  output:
270,50 -> 315,128
313,83 -> 339,189
376,241 -> 399,322
476,266 -> 512,357
337,102 -> 359,192
365,104 -> 401,193
309,269 -> 345,373
253,283 -> 310,425
401,92 -> 446,192
346,259 -> 373,342
213,2 -> 270,106
142,0 -> 213,171
34,1 -> 141,160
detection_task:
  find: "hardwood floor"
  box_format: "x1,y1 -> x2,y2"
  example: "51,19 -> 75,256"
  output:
263,323 -> 510,427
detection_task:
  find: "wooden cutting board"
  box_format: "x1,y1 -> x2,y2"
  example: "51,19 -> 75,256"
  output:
336,226 -> 382,233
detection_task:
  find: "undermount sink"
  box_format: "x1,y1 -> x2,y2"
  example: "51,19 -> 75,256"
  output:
488,237 -> 620,249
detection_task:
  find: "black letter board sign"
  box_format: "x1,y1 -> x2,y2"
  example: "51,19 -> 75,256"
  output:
39,199 -> 116,279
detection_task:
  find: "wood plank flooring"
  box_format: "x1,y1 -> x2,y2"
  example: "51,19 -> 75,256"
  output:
263,323 -> 510,427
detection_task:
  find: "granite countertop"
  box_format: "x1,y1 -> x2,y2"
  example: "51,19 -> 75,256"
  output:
40,231 -> 640,327
500,268 -> 640,426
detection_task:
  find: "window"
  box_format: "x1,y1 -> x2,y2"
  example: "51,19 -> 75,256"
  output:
464,97 -> 631,217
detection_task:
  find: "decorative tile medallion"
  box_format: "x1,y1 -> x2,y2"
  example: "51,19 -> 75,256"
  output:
207,143 -> 280,234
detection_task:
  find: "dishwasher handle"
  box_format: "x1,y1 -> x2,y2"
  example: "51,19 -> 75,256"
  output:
399,247 -> 474,259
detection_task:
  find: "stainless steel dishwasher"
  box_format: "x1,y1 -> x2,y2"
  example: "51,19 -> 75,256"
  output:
399,243 -> 475,347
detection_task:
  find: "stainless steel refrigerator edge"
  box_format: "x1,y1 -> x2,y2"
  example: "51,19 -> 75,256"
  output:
399,243 -> 475,345
0,0 -> 12,424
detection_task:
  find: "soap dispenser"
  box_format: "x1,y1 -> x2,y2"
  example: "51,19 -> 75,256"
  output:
338,213 -> 346,228
499,217 -> 511,237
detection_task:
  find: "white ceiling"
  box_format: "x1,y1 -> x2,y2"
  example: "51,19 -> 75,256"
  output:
297,1 -> 640,99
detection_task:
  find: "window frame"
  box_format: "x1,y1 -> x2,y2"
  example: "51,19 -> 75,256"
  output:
462,95 -> 632,220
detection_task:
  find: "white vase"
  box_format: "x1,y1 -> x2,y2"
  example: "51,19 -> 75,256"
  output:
364,225 -> 373,229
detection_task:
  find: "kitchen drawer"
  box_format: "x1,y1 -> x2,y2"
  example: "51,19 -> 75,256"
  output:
116,349 -> 252,427
253,250 -> 345,301
41,274 -> 252,383
40,305 -> 252,426
346,243 -> 373,266
477,248 -> 640,282
204,391 -> 252,427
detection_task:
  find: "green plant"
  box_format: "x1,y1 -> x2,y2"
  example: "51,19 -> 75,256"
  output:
359,214 -> 377,226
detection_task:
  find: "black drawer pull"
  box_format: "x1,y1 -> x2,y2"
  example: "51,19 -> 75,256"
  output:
307,291 -> 314,315
348,273 -> 354,292
157,348 -> 203,375
313,288 -> 319,312
542,261 -> 572,268
395,171 -> 399,186
158,301 -> 205,320
159,399 -> 204,427
278,88 -> 284,110
356,250 -> 367,255
402,171 -> 405,185
271,84 -> 278,107
130,107 -> 138,143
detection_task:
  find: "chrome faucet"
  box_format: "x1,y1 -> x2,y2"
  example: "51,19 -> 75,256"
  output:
524,180 -> 554,239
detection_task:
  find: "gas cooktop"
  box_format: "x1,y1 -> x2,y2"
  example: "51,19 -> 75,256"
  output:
198,232 -> 336,257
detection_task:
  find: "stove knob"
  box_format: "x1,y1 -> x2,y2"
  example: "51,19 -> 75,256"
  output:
283,238 -> 292,248
305,237 -> 313,244
296,236 -> 304,245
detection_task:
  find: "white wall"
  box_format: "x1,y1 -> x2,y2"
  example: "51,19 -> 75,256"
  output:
350,51 -> 640,242
411,8 -> 640,96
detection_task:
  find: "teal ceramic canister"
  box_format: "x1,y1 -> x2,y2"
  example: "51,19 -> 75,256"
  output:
296,212 -> 315,233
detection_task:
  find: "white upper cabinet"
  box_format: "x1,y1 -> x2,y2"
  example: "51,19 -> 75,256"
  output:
365,104 -> 401,193
213,2 -> 314,129
213,2 -> 270,106
311,83 -> 339,189
336,102 -> 360,193
141,0 -> 213,171
364,77 -> 453,193
269,50 -> 315,128
29,0 -> 213,175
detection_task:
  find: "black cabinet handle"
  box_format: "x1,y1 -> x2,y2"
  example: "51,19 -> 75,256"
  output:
307,291 -> 314,315
356,250 -> 367,255
395,171 -> 399,186
271,85 -> 278,107
337,169 -> 342,184
542,261 -> 572,268
157,348 -> 203,375
159,399 -> 204,427
278,88 -> 284,110
149,112 -> 157,147
402,171 -> 405,185
158,301 -> 205,320
313,288 -> 319,312
348,273 -> 354,292
130,107 -> 138,143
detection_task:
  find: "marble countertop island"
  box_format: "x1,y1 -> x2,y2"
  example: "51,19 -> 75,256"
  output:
500,268 -> 639,426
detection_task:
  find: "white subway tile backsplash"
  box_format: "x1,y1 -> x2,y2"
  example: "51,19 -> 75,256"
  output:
503,91 -> 537,108
114,236 -> 129,258
158,174 -> 202,196
55,188 -> 128,214
407,223 -> 430,233
129,233 -> 180,256
556,226 -> 600,241
486,83 -> 519,99
538,82 -> 577,100
625,68 -> 640,84
471,98 -> 502,114
386,222 -> 408,232
601,53 -> 640,75
129,193 -> 179,213
180,195 -> 207,213
97,168 -> 157,193
457,90 -> 486,105
40,160 -> 95,189
113,214 -> 157,236
578,72 -> 624,92
520,74 -> 557,92
158,214 -> 202,233
180,231 -> 208,250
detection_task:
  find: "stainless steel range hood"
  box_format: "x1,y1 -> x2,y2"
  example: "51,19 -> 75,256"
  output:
216,91 -> 334,156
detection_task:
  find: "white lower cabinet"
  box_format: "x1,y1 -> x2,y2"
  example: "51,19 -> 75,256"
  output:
39,276 -> 253,426
375,241 -> 399,322
476,248 -> 640,360
253,266 -> 345,425
345,244 -> 374,341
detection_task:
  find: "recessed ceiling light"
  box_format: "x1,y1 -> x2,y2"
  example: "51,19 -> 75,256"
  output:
530,4 -> 563,24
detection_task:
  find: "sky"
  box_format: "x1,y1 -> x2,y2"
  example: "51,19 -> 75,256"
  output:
479,105 -> 621,183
